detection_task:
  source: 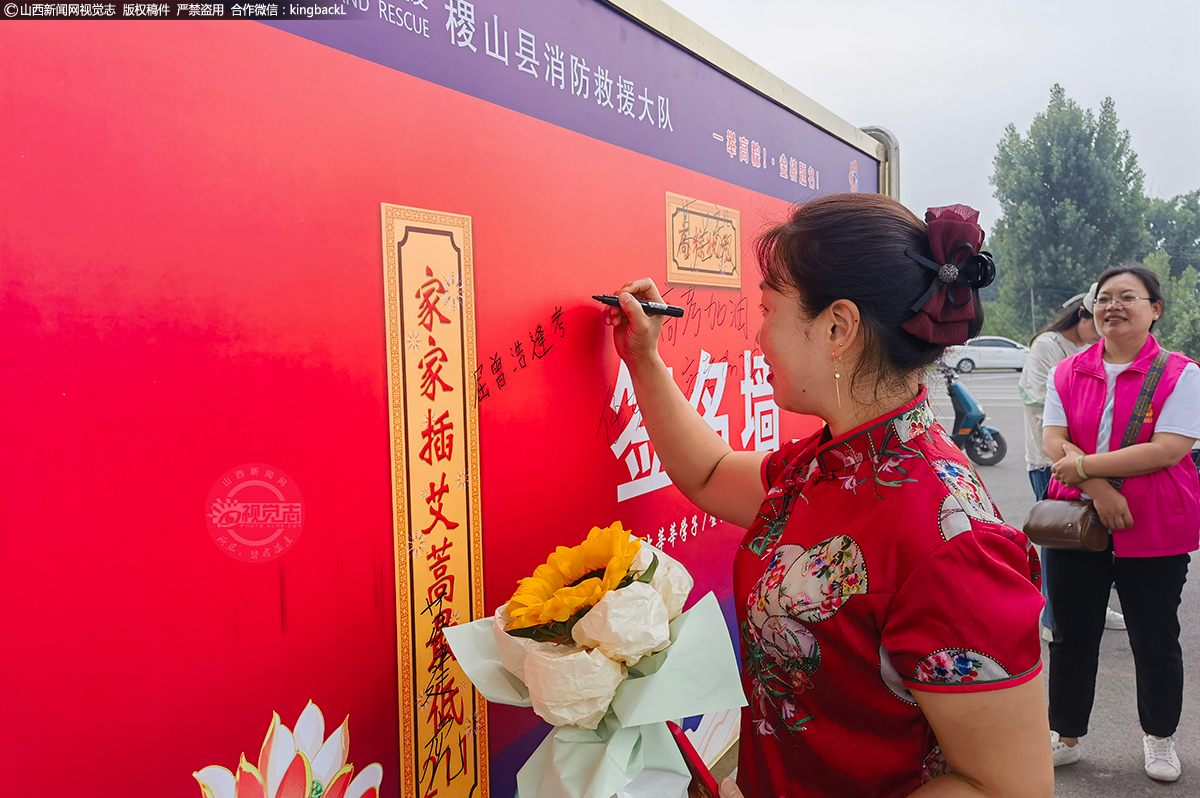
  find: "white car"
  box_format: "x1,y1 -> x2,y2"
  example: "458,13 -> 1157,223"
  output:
942,336 -> 1029,373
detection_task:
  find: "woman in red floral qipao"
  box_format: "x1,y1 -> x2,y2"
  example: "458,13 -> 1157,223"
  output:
603,194 -> 1052,797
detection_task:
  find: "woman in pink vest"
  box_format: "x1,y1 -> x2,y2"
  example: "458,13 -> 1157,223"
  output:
1042,264 -> 1200,783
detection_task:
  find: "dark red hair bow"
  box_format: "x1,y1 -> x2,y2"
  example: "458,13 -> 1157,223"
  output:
901,204 -> 995,346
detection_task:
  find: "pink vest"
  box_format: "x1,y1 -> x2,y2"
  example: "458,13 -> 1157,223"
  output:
1048,335 -> 1200,557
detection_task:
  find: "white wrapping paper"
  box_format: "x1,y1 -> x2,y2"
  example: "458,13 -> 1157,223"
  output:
608,593 -> 746,727
571,582 -> 670,665
442,591 -> 748,798
632,544 -> 694,620
494,606 -> 566,682
524,646 -> 626,729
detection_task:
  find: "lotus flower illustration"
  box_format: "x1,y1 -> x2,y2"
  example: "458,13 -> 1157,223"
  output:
193,701 -> 382,798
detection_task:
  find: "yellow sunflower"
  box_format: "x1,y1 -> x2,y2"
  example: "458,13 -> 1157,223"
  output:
506,522 -> 641,630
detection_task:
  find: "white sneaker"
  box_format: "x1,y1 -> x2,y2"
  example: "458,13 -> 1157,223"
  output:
1105,608 -> 1126,630
1052,732 -> 1082,767
1143,735 -> 1181,782
1041,626 -> 1053,643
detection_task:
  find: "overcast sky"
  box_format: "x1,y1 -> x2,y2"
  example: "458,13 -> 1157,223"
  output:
661,0 -> 1200,236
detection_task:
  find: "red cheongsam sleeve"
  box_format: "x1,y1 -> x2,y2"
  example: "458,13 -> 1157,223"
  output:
881,525 -> 1044,694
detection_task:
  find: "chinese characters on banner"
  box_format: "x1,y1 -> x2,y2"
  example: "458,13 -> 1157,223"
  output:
381,204 -> 487,798
608,348 -> 779,505
474,306 -> 565,401
665,192 -> 740,289
710,128 -> 822,189
439,2 -> 675,134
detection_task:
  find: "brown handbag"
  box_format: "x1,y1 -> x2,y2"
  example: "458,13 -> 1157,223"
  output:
1022,351 -> 1170,552
1023,499 -> 1110,552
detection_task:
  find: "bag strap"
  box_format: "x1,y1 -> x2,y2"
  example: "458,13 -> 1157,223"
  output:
1108,350 -> 1171,490
1049,332 -> 1074,361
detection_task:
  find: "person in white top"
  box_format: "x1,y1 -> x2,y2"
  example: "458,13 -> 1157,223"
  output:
1043,353 -> 1200,464
1018,287 -> 1103,641
1042,265 -> 1200,783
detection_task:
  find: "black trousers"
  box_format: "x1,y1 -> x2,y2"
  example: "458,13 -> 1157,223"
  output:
1044,541 -> 1190,738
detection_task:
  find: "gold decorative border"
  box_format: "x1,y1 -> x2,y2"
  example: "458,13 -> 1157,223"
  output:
381,203 -> 487,798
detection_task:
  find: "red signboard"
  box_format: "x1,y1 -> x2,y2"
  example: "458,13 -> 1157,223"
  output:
1,14 -> 878,798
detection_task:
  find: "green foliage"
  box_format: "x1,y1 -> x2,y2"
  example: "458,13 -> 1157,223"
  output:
979,297 -> 1035,342
1143,249 -> 1200,360
1143,247 -> 1172,282
636,553 -> 659,584
504,606 -> 591,645
1142,191 -> 1200,277
988,85 -> 1149,331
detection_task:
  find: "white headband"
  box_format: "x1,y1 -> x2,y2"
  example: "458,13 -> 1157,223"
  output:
1083,282 -> 1098,314
1063,283 -> 1099,313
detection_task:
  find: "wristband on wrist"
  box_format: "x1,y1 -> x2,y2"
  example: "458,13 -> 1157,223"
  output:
1075,454 -> 1090,481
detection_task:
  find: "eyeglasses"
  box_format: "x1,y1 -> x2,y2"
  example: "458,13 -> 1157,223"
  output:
1094,294 -> 1152,309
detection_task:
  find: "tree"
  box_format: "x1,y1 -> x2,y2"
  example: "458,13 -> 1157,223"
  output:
1144,249 -> 1200,360
1142,191 -> 1200,277
987,85 -> 1149,332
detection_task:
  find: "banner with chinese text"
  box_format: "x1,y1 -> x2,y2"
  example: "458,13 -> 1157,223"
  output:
382,204 -> 487,798
4,10 -> 884,797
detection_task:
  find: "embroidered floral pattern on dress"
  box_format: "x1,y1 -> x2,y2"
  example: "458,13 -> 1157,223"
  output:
893,400 -> 937,443
743,536 -> 869,736
734,385 -> 1044,792
741,619 -> 818,738
815,410 -> 934,497
930,459 -> 1001,523
937,495 -> 973,542
830,447 -> 866,494
914,649 -> 1010,685
749,544 -> 801,622
746,457 -> 820,557
782,535 -> 868,622
869,442 -> 921,490
921,745 -> 951,783
744,501 -> 792,556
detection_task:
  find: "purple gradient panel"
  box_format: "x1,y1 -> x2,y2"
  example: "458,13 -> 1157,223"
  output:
268,0 -> 878,201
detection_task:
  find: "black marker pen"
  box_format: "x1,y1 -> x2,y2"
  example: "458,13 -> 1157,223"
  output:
592,294 -> 685,318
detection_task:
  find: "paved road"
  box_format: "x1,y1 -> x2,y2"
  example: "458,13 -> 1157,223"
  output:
929,370 -> 1198,796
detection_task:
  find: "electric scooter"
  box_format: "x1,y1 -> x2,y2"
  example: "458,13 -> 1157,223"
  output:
937,362 -> 1007,466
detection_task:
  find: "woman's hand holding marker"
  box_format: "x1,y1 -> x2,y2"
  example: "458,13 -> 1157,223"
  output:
601,279 -> 671,366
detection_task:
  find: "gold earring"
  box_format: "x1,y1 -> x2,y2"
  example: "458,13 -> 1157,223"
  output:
834,357 -> 843,408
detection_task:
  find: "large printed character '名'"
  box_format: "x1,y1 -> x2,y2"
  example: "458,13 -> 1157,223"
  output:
687,349 -> 730,443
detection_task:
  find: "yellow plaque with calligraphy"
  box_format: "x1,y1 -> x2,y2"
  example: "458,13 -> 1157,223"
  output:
381,203 -> 487,798
666,191 -> 741,289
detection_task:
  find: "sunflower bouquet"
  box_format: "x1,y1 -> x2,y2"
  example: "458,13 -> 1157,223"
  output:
495,522 -> 692,728
443,522 -> 746,798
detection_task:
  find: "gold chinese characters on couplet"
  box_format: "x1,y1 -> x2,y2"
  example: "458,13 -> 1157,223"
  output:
665,191 -> 741,289
381,204 -> 487,798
